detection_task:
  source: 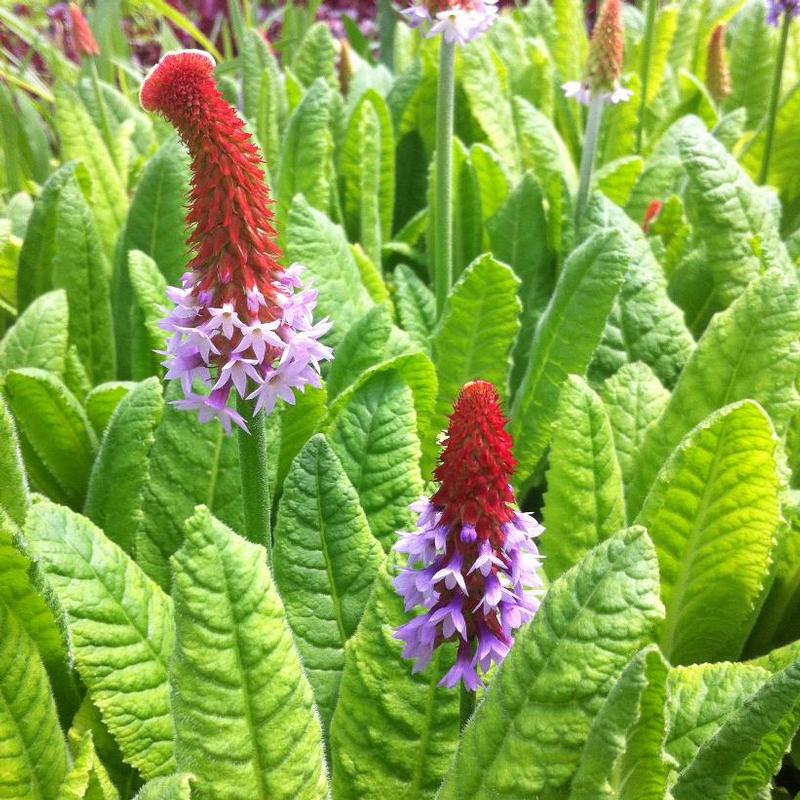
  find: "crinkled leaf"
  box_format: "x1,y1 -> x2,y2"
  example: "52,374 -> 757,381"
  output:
171,507 -> 328,799
292,21 -> 338,89
58,732 -> 118,800
0,393 -> 28,524
134,775 -> 193,800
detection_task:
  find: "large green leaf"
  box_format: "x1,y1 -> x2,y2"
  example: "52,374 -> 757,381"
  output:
637,401 -> 782,665
273,434 -> 384,729
127,249 -> 168,380
24,500 -> 176,779
0,394 -> 28,525
438,527 -> 664,799
57,732 -> 118,800
4,368 -> 97,508
542,375 -> 626,581
275,384 -> 327,494
285,196 -> 373,348
84,378 -> 164,555
0,289 -> 69,380
170,507 -> 328,799
432,253 -> 521,432
134,775 -> 193,800
135,383 -> 243,590
84,382 -> 135,437
627,269 -> 800,516
0,598 -> 69,800
292,21 -> 338,89
599,362 -> 670,494
510,229 -> 633,489
392,264 -> 436,355
551,0 -> 588,82
329,564 -> 459,799
52,176 -> 115,384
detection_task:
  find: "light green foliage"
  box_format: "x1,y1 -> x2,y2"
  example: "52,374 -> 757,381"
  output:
170,507 -> 328,800
0,394 -> 27,524
0,599 -> 68,800
595,156 -> 644,208
552,0 -> 588,81
0,290 -> 69,380
24,500 -> 176,779
600,362 -> 670,494
432,254 -> 521,432
330,564 -> 459,799
292,22 -> 338,89
275,384 -> 327,493
438,527 -> 664,799
84,382 -> 135,437
470,143 -> 510,228
273,435 -> 384,728
510,229 -> 633,489
638,402 -> 782,665
329,371 -> 423,552
628,269 -> 800,516
543,376 -> 626,581
127,250 -> 168,379
392,264 -> 436,355
286,196 -> 373,348
134,775 -> 193,800
4,368 -> 97,508
84,378 -> 164,554
58,733 -> 119,800
135,383 -> 243,590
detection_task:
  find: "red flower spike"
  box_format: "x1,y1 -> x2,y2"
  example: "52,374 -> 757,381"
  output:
588,0 -> 624,92
707,25 -> 732,104
68,3 -> 100,58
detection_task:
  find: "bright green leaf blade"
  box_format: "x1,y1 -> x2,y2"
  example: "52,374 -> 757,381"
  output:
58,732 -> 119,800
0,599 -> 69,800
510,229 -> 633,489
24,500 -> 176,779
84,382 -> 136,438
542,375 -> 626,581
84,378 -> 164,555
170,506 -> 328,799
330,564 -> 459,800
0,289 -> 69,381
0,394 -> 28,524
637,401 -> 782,665
329,370 -> 423,552
292,21 -> 338,89
392,264 -> 436,355
127,250 -> 169,380
275,384 -> 327,493
133,775 -> 193,800
438,527 -> 664,800
627,269 -> 800,516
273,434 -> 384,728
552,0 -> 588,82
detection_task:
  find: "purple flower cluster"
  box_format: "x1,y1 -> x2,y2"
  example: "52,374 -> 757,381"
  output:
401,1 -> 499,45
767,0 -> 800,25
159,264 -> 332,434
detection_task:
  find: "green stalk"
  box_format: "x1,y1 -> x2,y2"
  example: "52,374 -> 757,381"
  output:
759,11 -> 791,185
434,39 -> 456,318
460,679 -> 476,730
236,396 -> 272,557
636,0 -> 658,153
575,91 -> 605,228
89,59 -> 116,165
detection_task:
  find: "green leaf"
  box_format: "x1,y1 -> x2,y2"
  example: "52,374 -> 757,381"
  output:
583,196 -> 694,389
392,264 -> 436,355
84,378 -> 164,555
55,82 -> 127,258
292,21 -> 338,89
273,434 -> 384,728
487,174 -> 555,397
127,250 -> 168,379
275,384 -> 327,494
470,143 -> 511,228
329,564 -> 459,799
551,0 -> 588,81
438,527 -> 664,800
340,90 -> 395,266
432,253 -> 521,432
276,81 -> 334,233
134,775 -> 193,800
0,289 -> 69,380
637,401 -> 782,664
24,500 -> 176,779
595,155 -> 644,208
329,370 -> 423,552
599,362 -> 670,493
0,392 -> 28,525
510,229 -> 633,489
0,598 -> 69,800
170,507 -> 328,799
58,732 -> 119,800
4,368 -> 97,508
542,375 -> 626,581
627,269 -> 800,516
84,382 -> 135,437
52,175 -> 115,384
672,661 -> 800,800
286,196 -> 373,348
135,383 -> 243,590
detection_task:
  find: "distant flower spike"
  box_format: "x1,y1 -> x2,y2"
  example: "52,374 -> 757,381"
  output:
400,0 -> 499,45
393,381 -> 545,691
562,0 -> 632,106
68,3 -> 99,58
140,51 -> 332,434
707,25 -> 731,104
766,0 -> 800,26
642,200 -> 663,233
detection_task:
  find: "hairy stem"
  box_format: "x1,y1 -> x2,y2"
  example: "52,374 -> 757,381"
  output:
460,678 -> 476,730
575,91 -> 605,228
236,396 -> 272,558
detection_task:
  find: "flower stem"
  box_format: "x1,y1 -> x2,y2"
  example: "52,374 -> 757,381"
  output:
434,39 -> 456,318
236,396 -> 272,557
575,91 -> 605,229
759,11 -> 791,185
460,677 -> 476,730
635,0 -> 658,153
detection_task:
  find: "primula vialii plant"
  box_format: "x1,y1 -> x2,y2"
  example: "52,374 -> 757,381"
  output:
393,381 -> 544,698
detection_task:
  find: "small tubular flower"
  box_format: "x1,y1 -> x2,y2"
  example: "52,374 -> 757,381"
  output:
393,381 -> 545,691
400,0 -> 499,45
707,25 -> 731,104
68,2 -> 100,58
562,0 -> 632,106
139,51 -> 332,434
767,0 -> 800,26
